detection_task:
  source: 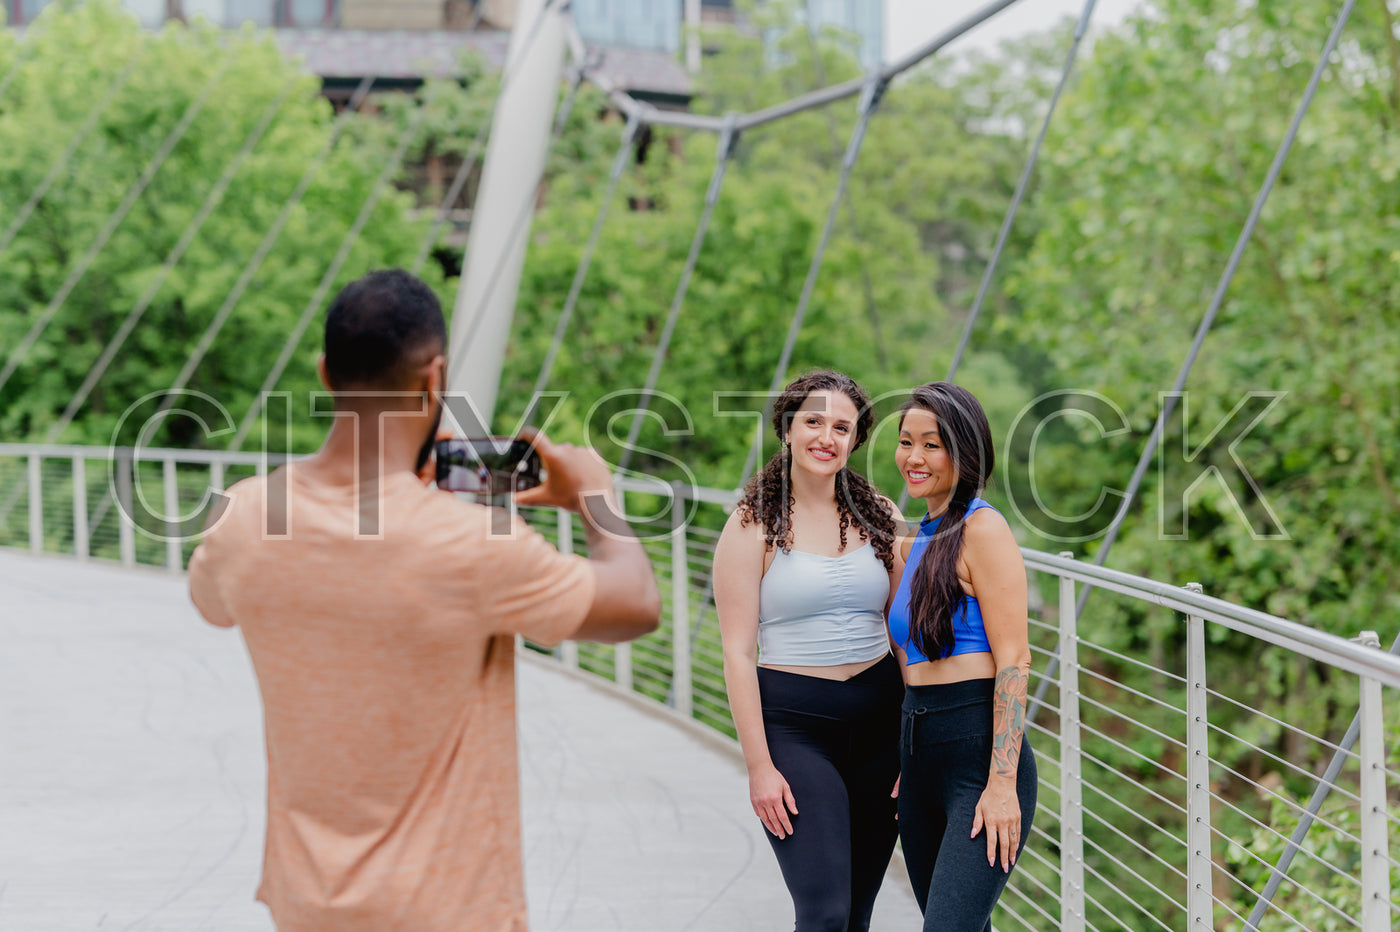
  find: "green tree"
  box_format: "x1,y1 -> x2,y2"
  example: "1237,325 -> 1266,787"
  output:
1011,0 -> 1400,637
492,4 -> 1051,501
1002,2 -> 1400,926
0,0 -> 442,450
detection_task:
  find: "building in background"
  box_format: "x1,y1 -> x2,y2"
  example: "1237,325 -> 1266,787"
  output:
4,2 -> 691,106
6,2 -> 882,82
571,0 -> 884,72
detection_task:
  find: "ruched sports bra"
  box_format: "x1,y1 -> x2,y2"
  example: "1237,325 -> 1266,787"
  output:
888,498 -> 996,664
757,543 -> 890,666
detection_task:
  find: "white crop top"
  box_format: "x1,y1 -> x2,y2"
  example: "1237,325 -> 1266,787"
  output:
756,544 -> 891,666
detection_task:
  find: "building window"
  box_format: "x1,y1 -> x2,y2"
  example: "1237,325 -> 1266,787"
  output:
5,0 -> 56,25
279,0 -> 337,27
223,0 -> 338,28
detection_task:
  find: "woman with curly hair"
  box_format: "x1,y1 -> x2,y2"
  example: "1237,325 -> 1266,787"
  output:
713,369 -> 903,932
888,382 -> 1037,931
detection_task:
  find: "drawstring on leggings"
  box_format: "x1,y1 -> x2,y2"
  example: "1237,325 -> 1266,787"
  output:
901,706 -> 927,757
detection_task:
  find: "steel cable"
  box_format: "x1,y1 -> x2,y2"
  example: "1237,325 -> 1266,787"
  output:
518,113 -> 640,414
614,116 -> 739,476
148,75 -> 376,405
78,77 -> 376,534
0,46 -> 146,252
1030,0 -> 1360,724
739,72 -> 886,483
408,0 -> 572,277
897,0 -> 1098,514
945,0 -> 1099,383
0,52 -> 233,402
48,75 -> 301,442
230,102 -> 435,451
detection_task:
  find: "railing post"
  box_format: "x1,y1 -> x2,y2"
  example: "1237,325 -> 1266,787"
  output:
613,482 -> 632,691
1356,630 -> 1391,932
671,482 -> 692,717
163,457 -> 181,572
72,457 -> 88,560
556,507 -> 578,669
1184,581 -> 1214,927
27,452 -> 42,554
1058,554 -> 1085,932
615,635 -> 633,691
116,450 -> 136,568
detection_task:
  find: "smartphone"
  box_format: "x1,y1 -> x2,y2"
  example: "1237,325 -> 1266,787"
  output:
435,437 -> 542,494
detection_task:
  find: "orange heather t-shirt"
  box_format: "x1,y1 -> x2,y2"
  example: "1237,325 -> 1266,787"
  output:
188,466 -> 595,932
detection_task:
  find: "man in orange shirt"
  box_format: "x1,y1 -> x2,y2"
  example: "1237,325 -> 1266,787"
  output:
188,269 -> 660,931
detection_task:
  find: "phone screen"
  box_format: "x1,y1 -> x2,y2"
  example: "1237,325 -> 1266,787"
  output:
435,437 -> 542,494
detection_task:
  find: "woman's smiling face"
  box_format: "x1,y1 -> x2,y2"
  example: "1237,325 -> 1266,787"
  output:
897,407 -> 957,505
787,390 -> 858,477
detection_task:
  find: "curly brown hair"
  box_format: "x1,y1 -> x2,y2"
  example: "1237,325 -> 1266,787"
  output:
735,370 -> 895,570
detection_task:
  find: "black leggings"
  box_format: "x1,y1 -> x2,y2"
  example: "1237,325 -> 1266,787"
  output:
757,654 -> 904,932
897,679 -> 1038,932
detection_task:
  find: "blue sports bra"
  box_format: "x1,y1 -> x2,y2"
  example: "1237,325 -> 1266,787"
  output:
757,543 -> 891,666
888,498 -> 996,664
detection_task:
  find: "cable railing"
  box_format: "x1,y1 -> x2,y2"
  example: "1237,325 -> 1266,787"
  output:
0,440 -> 1395,932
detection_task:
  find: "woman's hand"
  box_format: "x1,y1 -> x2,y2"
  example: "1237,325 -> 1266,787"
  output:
971,775 -> 1020,872
749,763 -> 798,839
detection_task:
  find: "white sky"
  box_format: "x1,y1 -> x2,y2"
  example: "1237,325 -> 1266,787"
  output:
884,0 -> 1145,62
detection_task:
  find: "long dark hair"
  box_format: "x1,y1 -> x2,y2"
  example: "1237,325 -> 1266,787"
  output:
903,382 -> 995,659
735,370 -> 895,570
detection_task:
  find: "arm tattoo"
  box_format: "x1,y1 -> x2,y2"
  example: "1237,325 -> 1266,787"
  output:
991,665 -> 1027,778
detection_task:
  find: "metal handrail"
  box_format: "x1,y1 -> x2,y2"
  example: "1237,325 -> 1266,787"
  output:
1022,549 -> 1400,687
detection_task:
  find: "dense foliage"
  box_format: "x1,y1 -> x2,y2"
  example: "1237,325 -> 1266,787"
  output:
0,0 -> 443,450
2,2 -> 1397,927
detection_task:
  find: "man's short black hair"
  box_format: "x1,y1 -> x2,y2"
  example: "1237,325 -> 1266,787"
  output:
323,269 -> 447,389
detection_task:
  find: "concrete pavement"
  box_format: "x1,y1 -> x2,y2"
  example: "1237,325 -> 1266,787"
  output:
0,550 -> 922,931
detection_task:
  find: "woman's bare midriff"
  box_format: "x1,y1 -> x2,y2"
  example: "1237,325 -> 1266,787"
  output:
759,653 -> 888,681
903,650 -> 997,686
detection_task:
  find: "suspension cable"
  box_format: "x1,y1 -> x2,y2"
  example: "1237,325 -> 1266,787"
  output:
149,76 -> 376,411
1028,0 -> 1358,723
0,48 -> 231,396
519,112 -> 641,414
945,0 -> 1099,383
230,101 -> 434,450
896,0 -> 1099,516
1244,628 -> 1398,928
739,72 -> 886,482
0,45 -> 146,254
803,15 -> 887,370
614,115 -> 739,476
0,76 -> 375,537
437,72 -> 587,389
409,0 -> 573,277
48,75 -> 301,442
685,75 -> 888,658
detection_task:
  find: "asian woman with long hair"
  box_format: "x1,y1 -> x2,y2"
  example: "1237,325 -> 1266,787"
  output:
887,381 -> 1038,932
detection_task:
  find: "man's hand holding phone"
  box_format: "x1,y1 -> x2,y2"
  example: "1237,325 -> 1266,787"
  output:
510,430 -> 659,640
511,430 -> 618,521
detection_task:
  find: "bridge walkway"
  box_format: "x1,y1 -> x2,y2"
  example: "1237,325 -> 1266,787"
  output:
0,549 -> 921,931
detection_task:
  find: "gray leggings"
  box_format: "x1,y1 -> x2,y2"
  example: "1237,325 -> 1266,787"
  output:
897,678 -> 1038,932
